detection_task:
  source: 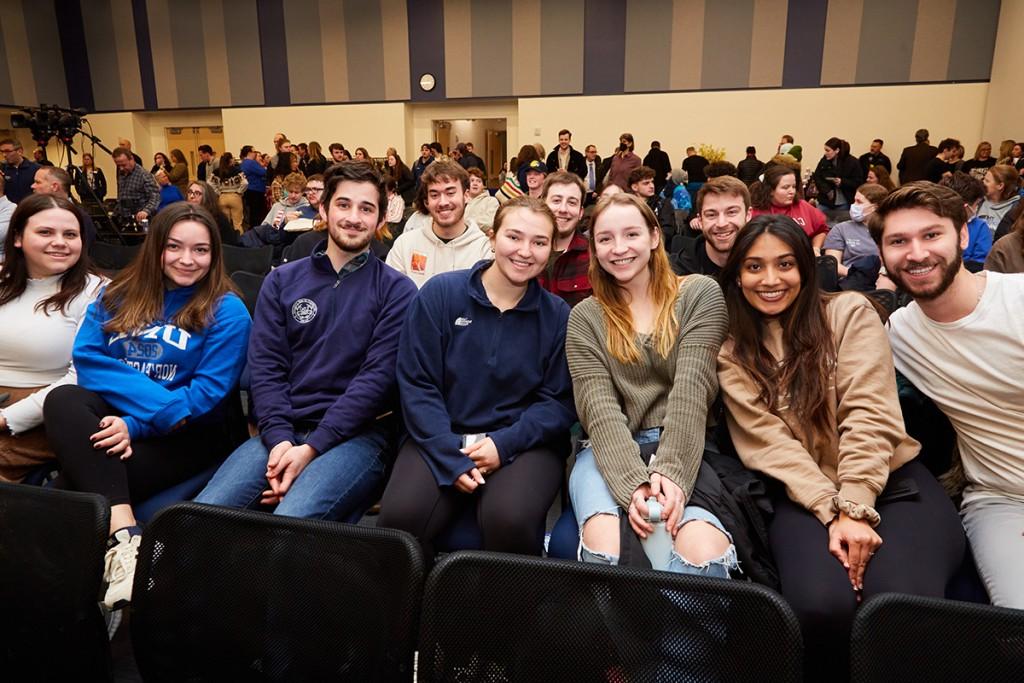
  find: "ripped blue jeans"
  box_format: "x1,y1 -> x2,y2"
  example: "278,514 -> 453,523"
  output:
568,428 -> 737,578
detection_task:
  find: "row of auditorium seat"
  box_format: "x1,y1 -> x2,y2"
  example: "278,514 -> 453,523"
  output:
2,483 -> 1021,682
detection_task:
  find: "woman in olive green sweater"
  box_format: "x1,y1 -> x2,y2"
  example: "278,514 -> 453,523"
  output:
565,193 -> 735,576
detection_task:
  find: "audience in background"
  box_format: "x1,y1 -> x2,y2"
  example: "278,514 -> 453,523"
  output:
186,180 -> 238,246
751,165 -> 828,249
813,137 -> 863,211
822,182 -> 886,290
76,152 -> 107,204
1,138 -> 41,203
977,164 -> 1021,236
209,153 -> 247,233
168,149 -> 190,196
940,171 -> 991,267
150,152 -> 172,176
463,167 -> 498,232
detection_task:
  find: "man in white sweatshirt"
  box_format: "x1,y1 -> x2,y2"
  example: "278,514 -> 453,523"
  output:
874,182 -> 1024,609
386,160 -> 491,288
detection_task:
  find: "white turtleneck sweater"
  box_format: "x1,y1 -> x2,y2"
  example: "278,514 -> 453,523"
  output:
0,272 -> 103,434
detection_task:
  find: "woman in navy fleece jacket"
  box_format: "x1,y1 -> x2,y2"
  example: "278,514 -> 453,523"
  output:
378,196 -> 576,556
45,203 -> 250,610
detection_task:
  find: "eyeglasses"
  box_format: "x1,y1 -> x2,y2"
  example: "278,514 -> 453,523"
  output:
186,190 -> 203,197
305,186 -> 323,193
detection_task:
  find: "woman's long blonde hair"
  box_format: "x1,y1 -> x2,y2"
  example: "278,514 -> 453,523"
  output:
588,193 -> 678,363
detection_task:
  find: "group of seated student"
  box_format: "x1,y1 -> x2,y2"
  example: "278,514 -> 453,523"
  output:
2,155 -> 1023,672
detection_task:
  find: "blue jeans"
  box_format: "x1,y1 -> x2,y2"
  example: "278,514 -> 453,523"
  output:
569,427 -> 736,578
194,424 -> 390,521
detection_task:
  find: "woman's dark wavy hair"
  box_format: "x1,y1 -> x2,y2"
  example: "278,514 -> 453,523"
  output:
720,214 -> 836,440
0,194 -> 94,314
750,164 -> 801,210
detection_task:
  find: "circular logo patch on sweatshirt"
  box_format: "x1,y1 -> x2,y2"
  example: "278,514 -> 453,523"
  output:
291,298 -> 318,324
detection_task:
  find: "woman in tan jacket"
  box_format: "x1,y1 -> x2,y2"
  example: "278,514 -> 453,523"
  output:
717,214 -> 965,680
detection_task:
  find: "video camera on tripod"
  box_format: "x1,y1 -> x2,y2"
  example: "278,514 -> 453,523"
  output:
9,104 -> 132,243
10,104 -> 86,148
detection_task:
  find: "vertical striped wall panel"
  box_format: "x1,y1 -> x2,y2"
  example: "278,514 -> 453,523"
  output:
445,0 -> 586,100
0,0 -> 1004,111
0,0 -> 68,108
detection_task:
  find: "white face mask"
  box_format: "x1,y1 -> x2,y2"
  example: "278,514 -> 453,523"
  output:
849,203 -> 866,222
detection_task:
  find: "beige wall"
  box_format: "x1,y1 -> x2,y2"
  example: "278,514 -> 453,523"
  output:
518,82 -> 990,169
982,0 -> 1024,143
221,103 -> 407,162
65,80 -> 994,201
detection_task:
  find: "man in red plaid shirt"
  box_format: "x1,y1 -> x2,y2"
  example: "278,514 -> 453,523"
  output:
538,171 -> 591,307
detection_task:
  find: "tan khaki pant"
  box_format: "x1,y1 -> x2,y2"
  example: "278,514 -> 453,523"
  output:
0,385 -> 56,482
219,192 -> 245,233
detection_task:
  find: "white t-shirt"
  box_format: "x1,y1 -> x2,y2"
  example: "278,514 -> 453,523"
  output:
887,271 -> 1024,505
0,272 -> 104,433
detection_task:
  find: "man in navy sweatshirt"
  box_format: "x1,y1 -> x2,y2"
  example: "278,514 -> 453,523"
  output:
196,161 -> 417,520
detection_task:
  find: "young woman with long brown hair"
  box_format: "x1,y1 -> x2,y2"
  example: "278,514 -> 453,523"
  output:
44,202 -> 251,610
565,192 -> 736,575
0,195 -> 103,481
717,214 -> 965,679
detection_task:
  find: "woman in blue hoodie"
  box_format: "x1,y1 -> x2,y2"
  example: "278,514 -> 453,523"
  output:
377,196 -> 576,557
44,202 -> 251,610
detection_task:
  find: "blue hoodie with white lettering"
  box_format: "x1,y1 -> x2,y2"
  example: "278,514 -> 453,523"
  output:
72,285 -> 251,440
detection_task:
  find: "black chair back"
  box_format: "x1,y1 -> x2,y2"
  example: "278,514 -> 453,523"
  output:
223,244 -> 273,276
281,229 -> 324,263
864,288 -> 898,315
816,254 -> 840,292
418,551 -> 803,682
851,593 -> 1024,682
131,503 -> 424,682
89,240 -> 141,271
0,482 -> 111,681
229,270 -> 265,316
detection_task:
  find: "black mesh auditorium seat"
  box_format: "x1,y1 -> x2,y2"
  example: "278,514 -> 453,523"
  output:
418,550 -> 803,682
130,503 -> 424,682
851,592 -> 1024,682
0,482 -> 111,681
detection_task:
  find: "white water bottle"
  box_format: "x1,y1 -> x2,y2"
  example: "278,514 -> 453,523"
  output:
641,496 -> 675,571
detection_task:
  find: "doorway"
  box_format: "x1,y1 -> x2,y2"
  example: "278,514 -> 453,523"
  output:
164,126 -> 225,180
432,118 -> 507,188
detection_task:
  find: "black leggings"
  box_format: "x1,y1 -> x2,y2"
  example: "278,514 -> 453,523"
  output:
377,439 -> 564,557
770,460 -> 966,680
44,385 -> 229,507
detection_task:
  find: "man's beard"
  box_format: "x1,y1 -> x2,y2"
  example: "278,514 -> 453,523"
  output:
328,224 -> 373,253
885,244 -> 962,301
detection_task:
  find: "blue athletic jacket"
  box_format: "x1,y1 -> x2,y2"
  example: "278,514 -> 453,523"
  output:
398,260 -> 576,486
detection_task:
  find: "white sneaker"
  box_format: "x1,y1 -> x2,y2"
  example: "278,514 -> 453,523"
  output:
102,529 -> 141,610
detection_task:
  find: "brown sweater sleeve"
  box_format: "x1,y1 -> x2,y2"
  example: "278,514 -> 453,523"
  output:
566,302 -> 649,509
718,349 -> 841,524
650,276 -> 728,498
831,294 -> 920,511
